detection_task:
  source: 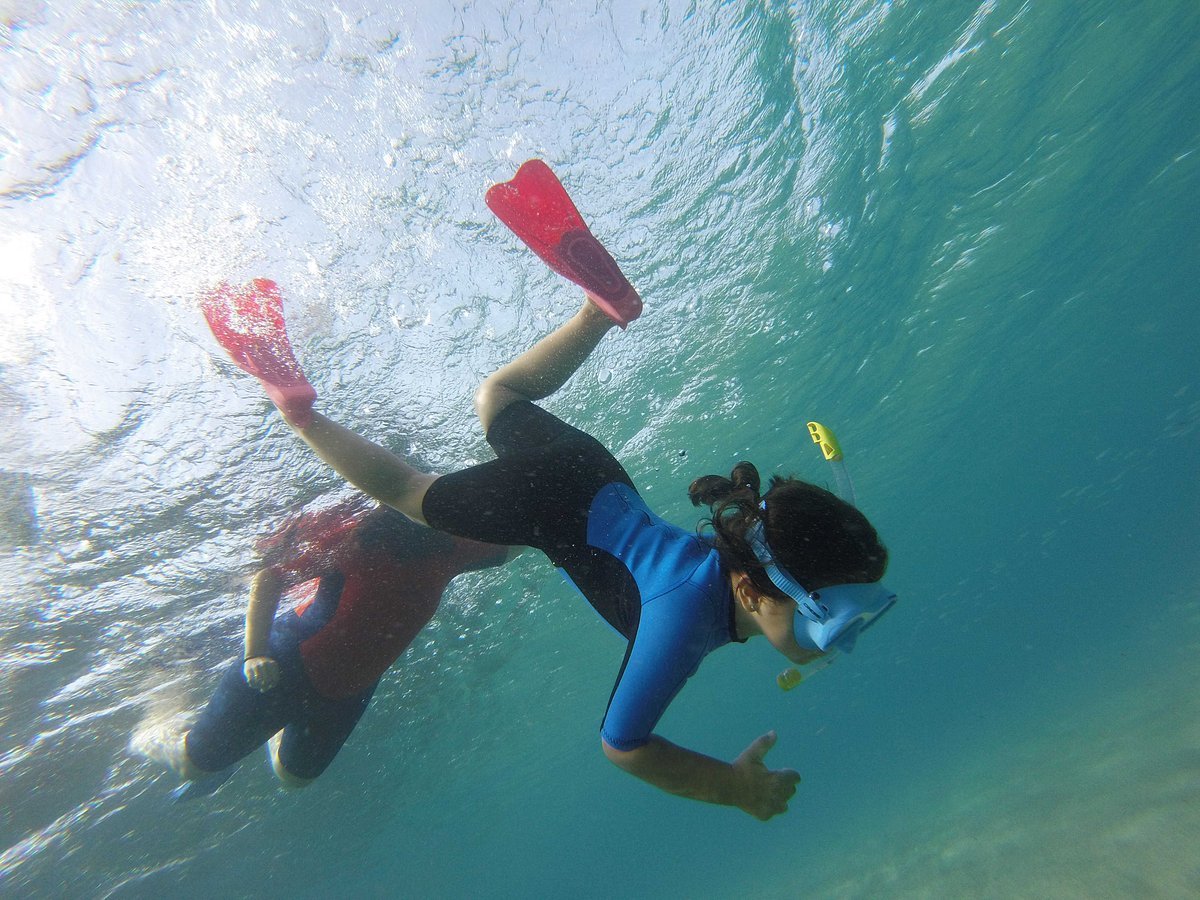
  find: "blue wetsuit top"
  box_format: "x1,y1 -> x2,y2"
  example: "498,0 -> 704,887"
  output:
576,482 -> 736,751
420,401 -> 740,752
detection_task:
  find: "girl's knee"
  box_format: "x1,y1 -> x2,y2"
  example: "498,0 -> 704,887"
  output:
267,748 -> 314,787
473,379 -> 522,434
268,737 -> 316,789
273,764 -> 315,790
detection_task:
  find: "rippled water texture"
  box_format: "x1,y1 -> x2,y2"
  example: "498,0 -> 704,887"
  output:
1,1 -> 1198,897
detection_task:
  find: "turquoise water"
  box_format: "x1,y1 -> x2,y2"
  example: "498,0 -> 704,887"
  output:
2,1 -> 1198,897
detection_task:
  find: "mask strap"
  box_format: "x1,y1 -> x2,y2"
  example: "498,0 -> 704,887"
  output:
745,517 -> 827,623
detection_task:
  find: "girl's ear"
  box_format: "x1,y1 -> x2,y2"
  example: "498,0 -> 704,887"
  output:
730,571 -> 761,613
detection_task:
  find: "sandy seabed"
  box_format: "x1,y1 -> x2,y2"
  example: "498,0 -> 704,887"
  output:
775,644 -> 1200,899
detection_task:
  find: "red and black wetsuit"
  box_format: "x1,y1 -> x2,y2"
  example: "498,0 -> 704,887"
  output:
186,506 -> 506,779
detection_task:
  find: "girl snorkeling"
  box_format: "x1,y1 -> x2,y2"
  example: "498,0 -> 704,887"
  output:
202,161 -> 892,819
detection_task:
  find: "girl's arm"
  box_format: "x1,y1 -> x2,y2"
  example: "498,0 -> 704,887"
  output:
242,568 -> 284,691
603,731 -> 800,820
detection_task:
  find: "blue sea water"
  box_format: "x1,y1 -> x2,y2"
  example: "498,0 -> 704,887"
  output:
1,1 -> 1198,897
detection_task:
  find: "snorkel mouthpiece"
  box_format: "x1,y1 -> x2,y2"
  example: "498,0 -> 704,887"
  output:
778,651 -> 839,691
777,668 -> 805,691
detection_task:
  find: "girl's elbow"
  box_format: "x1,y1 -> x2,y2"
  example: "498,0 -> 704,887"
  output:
602,738 -> 642,771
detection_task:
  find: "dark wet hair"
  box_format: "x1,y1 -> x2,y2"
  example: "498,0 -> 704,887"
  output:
688,461 -> 887,600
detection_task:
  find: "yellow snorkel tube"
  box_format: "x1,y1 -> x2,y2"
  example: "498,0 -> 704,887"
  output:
806,421 -> 857,507
776,421 -> 855,692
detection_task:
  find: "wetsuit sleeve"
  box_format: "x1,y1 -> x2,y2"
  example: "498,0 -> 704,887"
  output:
599,585 -> 709,751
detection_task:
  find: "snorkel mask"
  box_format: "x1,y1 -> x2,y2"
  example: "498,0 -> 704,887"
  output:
756,422 -> 897,690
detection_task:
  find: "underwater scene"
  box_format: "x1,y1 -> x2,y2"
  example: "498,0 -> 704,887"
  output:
1,0 -> 1197,897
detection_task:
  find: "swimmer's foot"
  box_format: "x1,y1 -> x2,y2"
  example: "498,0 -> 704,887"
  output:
486,159 -> 643,328
201,278 -> 317,427
132,715 -> 232,799
130,718 -> 193,777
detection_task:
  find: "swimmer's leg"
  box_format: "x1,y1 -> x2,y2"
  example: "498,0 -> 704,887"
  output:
202,279 -> 434,520
474,298 -> 616,433
288,413 -> 438,524
266,730 -> 314,790
133,649 -> 285,785
268,682 -> 377,788
295,295 -> 614,516
177,648 -> 296,777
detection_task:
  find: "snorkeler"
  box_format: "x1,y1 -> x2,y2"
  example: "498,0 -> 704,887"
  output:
200,160 -> 894,819
135,496 -> 507,794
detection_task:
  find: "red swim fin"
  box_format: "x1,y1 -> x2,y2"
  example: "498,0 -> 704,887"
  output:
486,159 -> 642,328
201,278 -> 316,427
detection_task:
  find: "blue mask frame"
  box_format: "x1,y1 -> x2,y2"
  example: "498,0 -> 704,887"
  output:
745,519 -> 897,653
